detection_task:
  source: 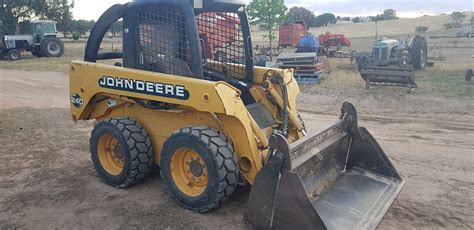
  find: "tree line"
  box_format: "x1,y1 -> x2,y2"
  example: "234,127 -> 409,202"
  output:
0,0 -> 122,38
285,7 -> 399,29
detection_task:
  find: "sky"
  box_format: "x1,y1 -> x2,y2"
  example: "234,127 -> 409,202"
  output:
72,0 -> 473,20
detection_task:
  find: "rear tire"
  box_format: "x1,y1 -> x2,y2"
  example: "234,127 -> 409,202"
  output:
90,117 -> 153,188
411,36 -> 427,70
40,37 -> 64,57
160,126 -> 238,212
7,49 -> 20,61
466,69 -> 473,81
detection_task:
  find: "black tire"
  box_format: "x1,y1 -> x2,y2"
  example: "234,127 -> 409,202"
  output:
90,117 -> 153,188
357,55 -> 367,72
160,126 -> 238,213
7,49 -> 20,61
411,36 -> 427,70
466,69 -> 473,81
214,51 -> 226,62
40,36 -> 65,57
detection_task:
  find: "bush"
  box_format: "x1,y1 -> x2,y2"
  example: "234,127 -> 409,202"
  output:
72,32 -> 80,41
443,22 -> 461,29
415,26 -> 429,33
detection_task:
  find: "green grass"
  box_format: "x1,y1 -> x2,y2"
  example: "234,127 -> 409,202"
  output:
416,63 -> 473,97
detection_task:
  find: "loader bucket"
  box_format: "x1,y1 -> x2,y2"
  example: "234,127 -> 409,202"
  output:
245,102 -> 404,230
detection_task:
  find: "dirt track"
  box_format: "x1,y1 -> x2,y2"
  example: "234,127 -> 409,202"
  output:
1,69 -> 473,229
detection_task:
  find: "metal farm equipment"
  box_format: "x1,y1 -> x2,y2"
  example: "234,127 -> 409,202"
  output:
357,35 -> 428,92
0,20 -> 64,60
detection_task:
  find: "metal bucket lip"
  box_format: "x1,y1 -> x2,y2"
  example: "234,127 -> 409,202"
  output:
307,167 -> 405,230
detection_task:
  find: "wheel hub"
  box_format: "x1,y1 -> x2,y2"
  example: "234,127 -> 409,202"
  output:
114,145 -> 124,159
171,148 -> 208,196
189,160 -> 203,177
97,134 -> 125,176
48,42 -> 60,55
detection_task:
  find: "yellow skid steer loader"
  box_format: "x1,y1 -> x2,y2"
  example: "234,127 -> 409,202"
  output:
69,0 -> 404,228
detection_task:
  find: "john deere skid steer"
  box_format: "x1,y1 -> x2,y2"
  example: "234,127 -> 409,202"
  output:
70,0 -> 404,228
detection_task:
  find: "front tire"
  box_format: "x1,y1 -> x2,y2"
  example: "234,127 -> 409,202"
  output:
160,126 -> 238,212
90,117 -> 153,188
7,49 -> 20,61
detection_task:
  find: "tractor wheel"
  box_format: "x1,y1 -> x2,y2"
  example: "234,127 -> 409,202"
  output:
466,69 -> 473,81
160,126 -> 238,213
214,51 -> 226,62
90,117 -> 154,188
40,37 -> 64,57
7,49 -> 20,61
357,55 -> 367,72
411,36 -> 428,70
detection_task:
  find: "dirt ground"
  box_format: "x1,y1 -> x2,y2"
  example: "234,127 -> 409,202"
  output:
1,68 -> 473,229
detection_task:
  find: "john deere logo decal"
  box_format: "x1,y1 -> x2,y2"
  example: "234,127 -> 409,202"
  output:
98,76 -> 190,100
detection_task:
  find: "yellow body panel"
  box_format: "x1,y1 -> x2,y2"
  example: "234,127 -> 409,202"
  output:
69,61 -> 303,184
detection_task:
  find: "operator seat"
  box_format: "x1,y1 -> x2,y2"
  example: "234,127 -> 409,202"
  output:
139,21 -> 192,77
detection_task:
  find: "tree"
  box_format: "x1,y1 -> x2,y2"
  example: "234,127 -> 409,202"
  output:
450,11 -> 466,25
0,0 -> 43,34
70,19 -> 95,36
314,13 -> 336,27
382,9 -> 398,20
287,6 -> 314,28
352,17 -> 361,23
415,26 -> 429,33
44,0 -> 75,35
0,0 -> 74,36
109,20 -> 123,37
247,0 -> 287,60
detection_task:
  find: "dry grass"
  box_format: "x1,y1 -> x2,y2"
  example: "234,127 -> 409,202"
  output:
251,13 -> 474,43
308,59 -> 473,97
1,35 -> 471,98
0,41 -> 121,73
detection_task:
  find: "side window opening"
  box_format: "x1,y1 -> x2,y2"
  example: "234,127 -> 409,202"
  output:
196,12 -> 245,80
96,20 -> 124,67
135,7 -> 192,77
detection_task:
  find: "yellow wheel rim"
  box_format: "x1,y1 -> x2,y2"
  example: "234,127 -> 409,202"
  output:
171,147 -> 208,197
97,134 -> 125,176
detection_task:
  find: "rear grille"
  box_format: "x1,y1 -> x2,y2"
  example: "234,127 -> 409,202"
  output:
381,47 -> 388,60
373,47 -> 380,61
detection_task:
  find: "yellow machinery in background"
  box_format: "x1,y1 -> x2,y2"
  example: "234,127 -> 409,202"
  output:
69,0 -> 404,228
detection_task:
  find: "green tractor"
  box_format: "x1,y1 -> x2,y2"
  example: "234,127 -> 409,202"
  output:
357,35 -> 428,91
0,20 -> 65,60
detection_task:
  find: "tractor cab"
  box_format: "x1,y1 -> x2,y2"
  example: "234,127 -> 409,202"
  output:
30,20 -> 58,44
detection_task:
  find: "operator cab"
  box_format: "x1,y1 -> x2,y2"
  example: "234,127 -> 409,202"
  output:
31,20 -> 57,43
85,0 -> 254,103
